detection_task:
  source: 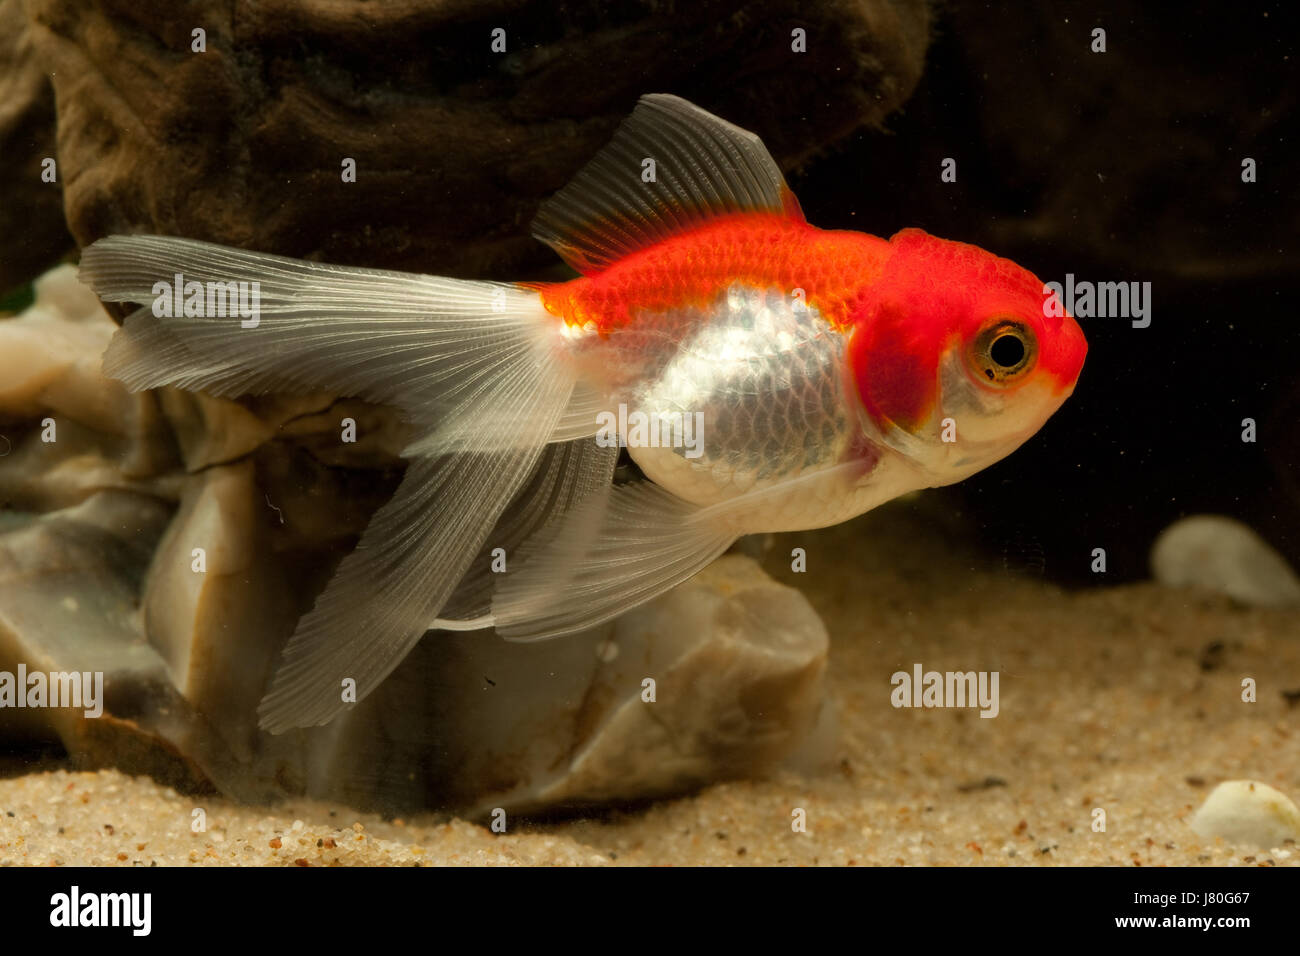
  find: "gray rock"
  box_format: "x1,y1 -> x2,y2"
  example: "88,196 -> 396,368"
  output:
0,491 -> 174,750
418,554 -> 831,816
1,265 -> 834,814
0,264 -> 178,510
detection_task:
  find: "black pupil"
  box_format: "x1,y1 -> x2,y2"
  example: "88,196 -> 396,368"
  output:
989,333 -> 1025,369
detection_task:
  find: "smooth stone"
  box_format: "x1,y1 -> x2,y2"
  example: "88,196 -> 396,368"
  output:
0,265 -> 177,497
141,459 -> 302,764
0,492 -> 187,763
417,554 -> 831,816
1189,780 -> 1300,849
1151,515 -> 1300,608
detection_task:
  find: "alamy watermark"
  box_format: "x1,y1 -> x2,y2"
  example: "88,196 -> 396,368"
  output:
0,666 -> 103,718
890,663 -> 999,718
151,272 -> 261,328
595,403 -> 704,459
1043,274 -> 1151,328
50,886 -> 150,935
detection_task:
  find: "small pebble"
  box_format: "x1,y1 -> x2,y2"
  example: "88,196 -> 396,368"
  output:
1189,780 -> 1300,849
1151,515 -> 1300,608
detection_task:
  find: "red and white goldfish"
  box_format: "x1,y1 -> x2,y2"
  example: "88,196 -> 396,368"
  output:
79,94 -> 1086,732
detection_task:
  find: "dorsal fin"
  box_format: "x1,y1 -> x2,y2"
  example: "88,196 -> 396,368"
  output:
531,94 -> 805,275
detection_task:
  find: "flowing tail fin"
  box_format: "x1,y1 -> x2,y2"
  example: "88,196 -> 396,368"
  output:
79,235 -> 590,731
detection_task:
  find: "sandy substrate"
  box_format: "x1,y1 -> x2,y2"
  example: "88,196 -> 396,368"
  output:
1,503 -> 1297,866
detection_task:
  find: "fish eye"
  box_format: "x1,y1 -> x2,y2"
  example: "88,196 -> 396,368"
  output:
969,318 -> 1037,386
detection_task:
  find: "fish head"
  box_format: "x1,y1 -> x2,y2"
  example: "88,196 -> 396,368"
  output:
847,228 -> 1087,484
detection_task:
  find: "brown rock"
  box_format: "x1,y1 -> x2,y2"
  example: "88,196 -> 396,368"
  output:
22,0 -> 931,279
0,0 -> 75,295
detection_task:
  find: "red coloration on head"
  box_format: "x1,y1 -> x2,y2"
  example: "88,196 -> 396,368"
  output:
847,228 -> 1087,432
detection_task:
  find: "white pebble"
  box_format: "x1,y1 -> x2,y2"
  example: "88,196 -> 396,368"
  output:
1152,515 -> 1300,608
1189,780 -> 1300,849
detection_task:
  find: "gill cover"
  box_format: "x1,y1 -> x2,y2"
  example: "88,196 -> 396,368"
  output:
846,229 -> 955,434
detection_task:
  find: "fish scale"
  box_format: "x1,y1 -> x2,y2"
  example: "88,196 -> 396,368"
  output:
601,285 -> 858,515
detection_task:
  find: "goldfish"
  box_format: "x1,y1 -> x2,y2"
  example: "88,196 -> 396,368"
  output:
78,94 -> 1087,732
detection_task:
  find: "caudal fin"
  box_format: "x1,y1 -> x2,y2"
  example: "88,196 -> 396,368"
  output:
79,235 -> 593,731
